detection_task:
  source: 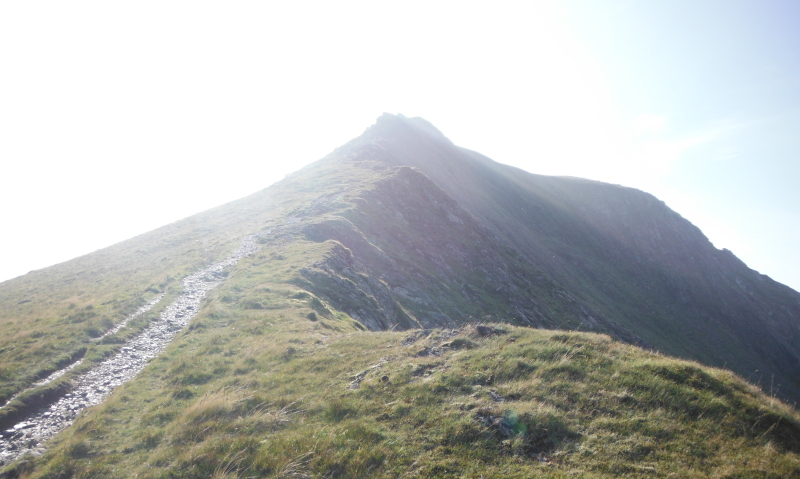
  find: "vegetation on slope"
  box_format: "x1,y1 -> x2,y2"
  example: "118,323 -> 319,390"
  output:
5,235 -> 800,478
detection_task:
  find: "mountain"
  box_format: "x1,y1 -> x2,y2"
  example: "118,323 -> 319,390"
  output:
289,113 -> 800,401
350,114 -> 800,394
1,114 -> 799,477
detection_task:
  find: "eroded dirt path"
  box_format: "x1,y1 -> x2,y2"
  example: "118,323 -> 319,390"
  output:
0,235 -> 257,466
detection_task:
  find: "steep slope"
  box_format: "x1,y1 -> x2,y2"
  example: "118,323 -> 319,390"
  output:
1,114 -> 800,477
347,113 -> 800,402
0,186 -> 270,407
294,165 -> 638,340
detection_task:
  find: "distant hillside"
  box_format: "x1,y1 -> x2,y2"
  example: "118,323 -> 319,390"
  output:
1,114 -> 799,477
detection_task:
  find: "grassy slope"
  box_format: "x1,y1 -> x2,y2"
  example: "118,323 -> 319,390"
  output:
0,153 -> 369,410
7,232 -> 800,478
0,206 -> 242,405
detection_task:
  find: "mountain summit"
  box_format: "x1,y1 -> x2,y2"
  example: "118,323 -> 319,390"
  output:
1,114 -> 799,477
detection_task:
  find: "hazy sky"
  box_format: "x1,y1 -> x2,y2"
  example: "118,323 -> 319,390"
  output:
1,1 -> 799,292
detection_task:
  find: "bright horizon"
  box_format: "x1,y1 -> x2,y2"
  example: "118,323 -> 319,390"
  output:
1,1 -> 799,292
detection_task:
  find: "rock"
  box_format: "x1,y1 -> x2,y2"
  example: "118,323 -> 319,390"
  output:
474,325 -> 506,337
489,390 -> 506,402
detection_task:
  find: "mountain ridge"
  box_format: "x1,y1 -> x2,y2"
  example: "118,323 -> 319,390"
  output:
344,113 -> 800,401
1,114 -> 800,477
2,113 -> 799,401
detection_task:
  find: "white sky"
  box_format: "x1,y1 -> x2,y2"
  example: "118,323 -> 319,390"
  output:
1,1 -> 799,292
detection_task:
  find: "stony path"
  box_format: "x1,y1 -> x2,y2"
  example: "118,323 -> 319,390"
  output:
94,293 -> 167,343
0,235 -> 258,466
0,295 -> 166,412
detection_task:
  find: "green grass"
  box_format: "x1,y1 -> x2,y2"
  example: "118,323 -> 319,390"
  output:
13,323 -> 800,478
6,236 -> 799,478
